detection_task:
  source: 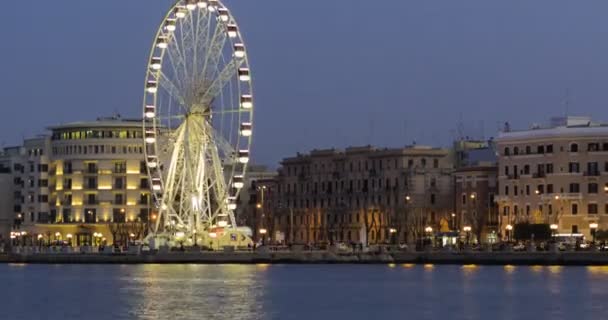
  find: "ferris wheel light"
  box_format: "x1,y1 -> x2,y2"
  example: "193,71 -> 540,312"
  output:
145,130 -> 156,143
150,57 -> 162,70
227,24 -> 238,38
197,0 -> 208,8
218,8 -> 229,22
240,95 -> 253,109
144,105 -> 156,118
174,6 -> 187,18
208,0 -> 218,11
238,68 -> 250,81
234,43 -> 245,58
186,3 -> 197,10
238,150 -> 250,164
146,81 -> 158,93
156,36 -> 169,49
218,221 -> 228,228
152,178 -> 162,191
164,18 -> 177,32
232,175 -> 244,189
240,122 -> 252,137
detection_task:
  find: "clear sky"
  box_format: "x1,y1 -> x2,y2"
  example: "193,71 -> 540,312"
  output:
2,0 -> 608,166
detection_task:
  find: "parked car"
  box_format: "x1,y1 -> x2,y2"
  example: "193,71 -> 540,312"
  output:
513,243 -> 526,251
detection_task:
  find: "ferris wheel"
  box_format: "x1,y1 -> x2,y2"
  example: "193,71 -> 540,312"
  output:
142,0 -> 253,244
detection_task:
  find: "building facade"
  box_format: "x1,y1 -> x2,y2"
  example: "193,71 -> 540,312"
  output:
454,166 -> 499,244
1,117 -> 152,246
272,145 -> 454,246
496,116 -> 608,240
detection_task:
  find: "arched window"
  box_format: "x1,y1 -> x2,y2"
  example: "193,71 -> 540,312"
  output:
504,147 -> 510,156
570,143 -> 579,152
513,147 -> 519,155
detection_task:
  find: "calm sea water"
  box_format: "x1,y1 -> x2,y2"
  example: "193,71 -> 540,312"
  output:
1,263 -> 608,320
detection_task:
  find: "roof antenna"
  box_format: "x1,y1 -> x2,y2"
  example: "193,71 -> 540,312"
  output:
563,88 -> 570,117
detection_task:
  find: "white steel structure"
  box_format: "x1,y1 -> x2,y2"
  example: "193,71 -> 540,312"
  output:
142,0 -> 253,246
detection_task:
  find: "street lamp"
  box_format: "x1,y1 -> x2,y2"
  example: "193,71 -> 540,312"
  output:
550,224 -> 558,239
463,226 -> 472,245
389,228 -> 397,245
451,213 -> 456,231
590,223 -> 598,243
259,228 -> 267,246
425,226 -> 433,247
506,224 -> 513,242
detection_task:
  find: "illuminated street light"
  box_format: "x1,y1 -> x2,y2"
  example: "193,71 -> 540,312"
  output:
590,222 -> 599,243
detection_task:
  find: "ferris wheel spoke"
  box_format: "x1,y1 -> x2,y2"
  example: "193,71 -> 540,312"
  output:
159,71 -> 187,106
198,57 -> 244,106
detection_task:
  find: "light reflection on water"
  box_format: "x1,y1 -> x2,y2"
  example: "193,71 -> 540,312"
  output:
1,264 -> 608,320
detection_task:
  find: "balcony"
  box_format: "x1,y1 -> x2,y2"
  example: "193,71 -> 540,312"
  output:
584,171 -> 601,177
532,172 -> 546,179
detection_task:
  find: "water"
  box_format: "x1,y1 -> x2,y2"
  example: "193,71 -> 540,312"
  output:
1,264 -> 608,320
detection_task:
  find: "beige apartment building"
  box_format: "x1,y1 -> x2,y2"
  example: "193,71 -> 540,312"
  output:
272,145 -> 454,246
496,116 -> 608,240
1,117 -> 152,246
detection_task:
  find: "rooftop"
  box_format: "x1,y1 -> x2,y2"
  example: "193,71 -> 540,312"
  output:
497,116 -> 608,142
47,116 -> 142,131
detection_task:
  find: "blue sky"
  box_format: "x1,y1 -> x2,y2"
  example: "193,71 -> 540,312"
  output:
2,0 -> 608,166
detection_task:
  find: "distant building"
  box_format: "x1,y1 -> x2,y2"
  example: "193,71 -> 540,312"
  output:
233,165 -> 278,241
272,145 -> 454,246
496,116 -> 608,240
452,139 -> 499,243
0,116 -> 151,246
454,166 -> 498,244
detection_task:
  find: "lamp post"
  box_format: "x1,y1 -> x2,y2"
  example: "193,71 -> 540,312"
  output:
550,224 -> 558,239
506,224 -> 513,242
590,223 -> 598,244
463,226 -> 472,245
259,228 -> 267,246
451,213 -> 456,231
389,228 -> 397,245
425,226 -> 433,247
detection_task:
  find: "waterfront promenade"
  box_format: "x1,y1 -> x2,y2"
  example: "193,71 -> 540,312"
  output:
4,248 -> 608,265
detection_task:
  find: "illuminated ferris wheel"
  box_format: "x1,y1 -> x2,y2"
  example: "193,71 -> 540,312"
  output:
142,0 -> 253,245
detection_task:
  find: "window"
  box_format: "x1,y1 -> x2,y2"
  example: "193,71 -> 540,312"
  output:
526,205 -> 530,215
572,203 -> 578,215
546,145 -> 553,153
569,183 -> 580,193
526,185 -> 530,195
537,145 -> 545,154
503,206 -> 510,216
537,185 -> 544,194
548,204 -> 553,215
588,143 -> 600,152
504,186 -> 509,195
570,143 -> 579,152
587,162 -> 599,176
114,193 -> 124,205
588,203 -> 598,214
514,147 -> 519,155
504,147 -> 511,156
568,162 -> 580,173
433,159 -> 438,168
430,194 -> 436,204
547,184 -> 554,193
504,166 -> 509,176
572,225 -> 578,234
589,183 -> 598,194
525,146 -> 531,154
524,165 -> 530,175
514,186 -> 518,196
546,163 -> 554,174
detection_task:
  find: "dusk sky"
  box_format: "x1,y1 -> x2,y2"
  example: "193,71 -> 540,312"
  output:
2,1 -> 608,166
